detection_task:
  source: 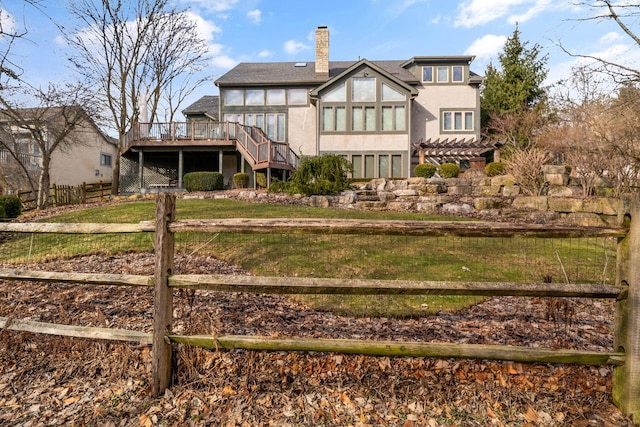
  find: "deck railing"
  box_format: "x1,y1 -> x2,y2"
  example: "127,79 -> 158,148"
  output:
124,121 -> 299,170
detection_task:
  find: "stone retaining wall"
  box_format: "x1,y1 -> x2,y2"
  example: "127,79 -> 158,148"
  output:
298,175 -> 626,226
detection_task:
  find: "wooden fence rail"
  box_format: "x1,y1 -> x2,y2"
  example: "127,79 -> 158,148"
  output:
18,181 -> 112,211
0,193 -> 639,421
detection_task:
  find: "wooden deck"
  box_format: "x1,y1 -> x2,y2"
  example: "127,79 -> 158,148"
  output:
123,121 -> 299,171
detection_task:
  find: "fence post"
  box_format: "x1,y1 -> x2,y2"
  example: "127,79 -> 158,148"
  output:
613,196 -> 640,421
152,192 -> 176,396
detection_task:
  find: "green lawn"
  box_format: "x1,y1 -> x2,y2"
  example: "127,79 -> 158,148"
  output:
0,198 -> 618,317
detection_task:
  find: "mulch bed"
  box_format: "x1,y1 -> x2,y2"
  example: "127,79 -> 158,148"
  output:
0,251 -> 634,426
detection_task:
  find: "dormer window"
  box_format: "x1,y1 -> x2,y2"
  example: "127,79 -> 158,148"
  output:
452,66 -> 463,82
422,66 -> 433,83
437,66 -> 448,83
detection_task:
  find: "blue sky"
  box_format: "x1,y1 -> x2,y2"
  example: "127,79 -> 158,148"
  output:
2,0 -> 639,118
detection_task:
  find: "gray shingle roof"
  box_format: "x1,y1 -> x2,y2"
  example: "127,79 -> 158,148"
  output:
182,95 -> 219,119
214,60 -> 419,86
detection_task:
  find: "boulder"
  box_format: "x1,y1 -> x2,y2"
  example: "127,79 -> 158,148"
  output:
474,197 -> 504,210
548,197 -> 583,213
442,203 -> 475,215
559,212 -> 605,227
512,196 -> 548,211
502,185 -> 520,197
308,195 -> 330,208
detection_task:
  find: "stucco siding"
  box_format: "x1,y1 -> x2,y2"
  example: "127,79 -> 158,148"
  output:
319,133 -> 409,152
411,84 -> 480,142
288,105 -> 317,156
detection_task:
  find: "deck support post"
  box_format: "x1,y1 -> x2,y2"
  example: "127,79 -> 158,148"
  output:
613,196 -> 640,421
138,151 -> 144,192
152,193 -> 176,396
178,150 -> 183,188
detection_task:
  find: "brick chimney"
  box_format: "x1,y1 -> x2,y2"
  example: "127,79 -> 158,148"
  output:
315,26 -> 329,77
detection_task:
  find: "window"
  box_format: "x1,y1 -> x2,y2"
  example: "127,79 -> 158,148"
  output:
324,83 -> 346,102
452,66 -> 463,82
381,83 -> 405,101
266,113 -> 286,141
422,66 -> 433,82
351,153 -> 404,178
322,106 -> 346,132
437,66 -> 448,82
352,106 -> 375,131
224,89 -> 243,106
352,155 -> 363,178
245,114 -> 264,130
352,77 -> 375,102
382,106 -> 405,131
266,89 -> 286,105
442,110 -> 474,131
288,88 -> 307,105
100,153 -> 112,167
245,90 -> 264,105
364,155 -> 375,178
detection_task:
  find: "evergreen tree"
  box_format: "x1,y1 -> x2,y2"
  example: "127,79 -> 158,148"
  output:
481,25 -> 549,135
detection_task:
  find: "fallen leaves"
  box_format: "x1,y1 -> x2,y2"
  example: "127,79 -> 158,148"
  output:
0,253 -> 634,425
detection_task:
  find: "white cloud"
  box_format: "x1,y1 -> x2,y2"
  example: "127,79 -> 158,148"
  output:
455,0 -> 556,28
183,0 -> 240,13
211,54 -> 238,69
599,31 -> 624,45
0,8 -> 16,35
465,34 -> 507,62
258,49 -> 273,58
284,39 -> 310,55
247,9 -> 262,24
183,11 -> 221,43
53,35 -> 66,47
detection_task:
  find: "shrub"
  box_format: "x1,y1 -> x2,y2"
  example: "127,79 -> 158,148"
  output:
183,172 -> 224,192
438,163 -> 459,179
485,162 -> 505,177
267,179 -> 288,193
0,205 -> 6,220
414,163 -> 437,178
256,172 -> 267,188
232,173 -> 250,189
0,195 -> 21,218
284,154 -> 353,196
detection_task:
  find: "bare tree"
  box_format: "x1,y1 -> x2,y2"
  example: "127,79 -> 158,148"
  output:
0,82 -> 99,209
544,66 -> 640,196
65,0 -> 211,193
562,1 -> 640,84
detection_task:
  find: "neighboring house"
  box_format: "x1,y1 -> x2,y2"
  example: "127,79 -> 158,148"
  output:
122,26 -> 499,192
0,106 -> 117,194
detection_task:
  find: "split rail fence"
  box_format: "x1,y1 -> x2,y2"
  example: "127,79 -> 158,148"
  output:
18,181 -> 112,211
0,193 -> 639,420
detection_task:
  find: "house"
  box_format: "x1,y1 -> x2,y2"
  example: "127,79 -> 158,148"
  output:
0,106 -> 117,194
121,26 -> 499,193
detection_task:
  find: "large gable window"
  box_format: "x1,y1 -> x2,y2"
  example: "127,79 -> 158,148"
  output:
245,89 -> 264,105
324,83 -> 346,102
288,88 -> 307,105
381,83 -> 405,101
352,106 -> 376,131
224,89 -> 243,106
322,106 -> 346,131
352,78 -> 376,102
266,89 -> 286,105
